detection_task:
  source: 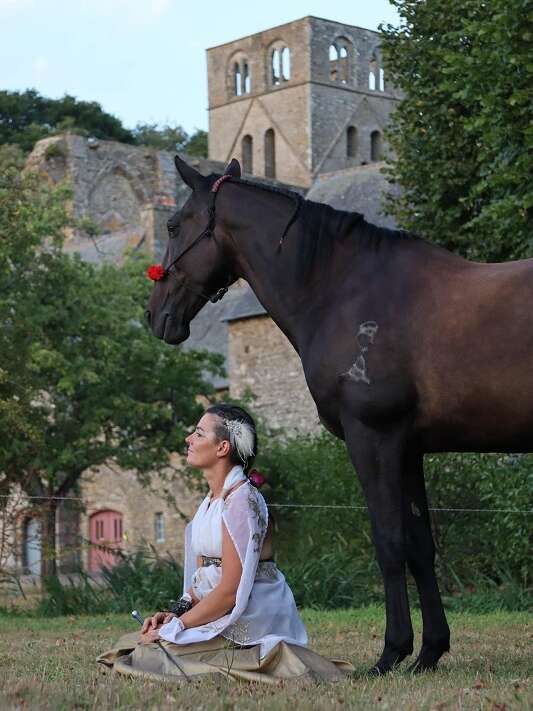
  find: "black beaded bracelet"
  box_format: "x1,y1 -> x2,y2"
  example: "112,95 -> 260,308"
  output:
166,597 -> 193,617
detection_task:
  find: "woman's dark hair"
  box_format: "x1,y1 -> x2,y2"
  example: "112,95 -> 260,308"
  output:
205,403 -> 257,472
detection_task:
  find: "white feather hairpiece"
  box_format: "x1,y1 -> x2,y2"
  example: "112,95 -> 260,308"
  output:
223,418 -> 255,466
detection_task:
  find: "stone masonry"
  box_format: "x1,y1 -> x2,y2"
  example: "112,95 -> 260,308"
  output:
207,15 -> 401,186
79,459 -> 199,572
227,315 -> 321,435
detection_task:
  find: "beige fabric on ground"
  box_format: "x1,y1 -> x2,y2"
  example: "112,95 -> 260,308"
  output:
97,632 -> 353,684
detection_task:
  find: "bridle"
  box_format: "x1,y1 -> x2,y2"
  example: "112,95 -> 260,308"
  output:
162,174 -> 233,304
149,173 -> 302,304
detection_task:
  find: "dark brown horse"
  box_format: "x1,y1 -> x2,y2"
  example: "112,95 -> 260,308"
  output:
146,156 -> 533,674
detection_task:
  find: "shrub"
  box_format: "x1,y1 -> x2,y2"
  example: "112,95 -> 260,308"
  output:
37,549 -> 183,616
99,549 -> 183,613
258,432 -> 532,604
44,142 -> 66,160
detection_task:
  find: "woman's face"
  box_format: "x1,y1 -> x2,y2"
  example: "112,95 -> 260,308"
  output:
185,413 -> 227,469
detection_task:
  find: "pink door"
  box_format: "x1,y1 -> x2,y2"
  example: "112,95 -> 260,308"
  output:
89,510 -> 123,572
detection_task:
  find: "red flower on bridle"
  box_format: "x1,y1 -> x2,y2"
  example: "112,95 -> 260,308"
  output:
147,264 -> 166,281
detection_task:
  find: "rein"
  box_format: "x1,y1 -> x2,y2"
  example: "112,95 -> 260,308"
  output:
147,173 -> 302,302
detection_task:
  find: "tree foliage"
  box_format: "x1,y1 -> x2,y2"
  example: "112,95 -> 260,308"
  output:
0,90 -> 135,152
380,0 -> 533,261
133,123 -> 208,157
0,90 -> 209,158
0,167 -> 222,575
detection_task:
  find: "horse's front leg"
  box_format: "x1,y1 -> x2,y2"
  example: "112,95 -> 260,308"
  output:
343,418 -> 414,674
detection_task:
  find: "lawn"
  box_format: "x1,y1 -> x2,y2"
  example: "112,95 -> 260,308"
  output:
0,606 -> 530,710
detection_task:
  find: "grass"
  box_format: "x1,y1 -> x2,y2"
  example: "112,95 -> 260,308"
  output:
0,606 -> 530,710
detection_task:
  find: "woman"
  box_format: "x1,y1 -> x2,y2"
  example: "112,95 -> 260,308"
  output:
98,404 -> 352,684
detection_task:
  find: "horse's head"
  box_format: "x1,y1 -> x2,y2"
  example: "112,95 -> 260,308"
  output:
146,156 -> 241,344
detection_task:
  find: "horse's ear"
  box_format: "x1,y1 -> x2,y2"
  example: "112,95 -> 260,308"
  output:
224,159 -> 241,179
174,155 -> 206,191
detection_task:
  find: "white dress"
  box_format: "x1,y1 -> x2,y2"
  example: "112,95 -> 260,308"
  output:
158,466 -> 308,658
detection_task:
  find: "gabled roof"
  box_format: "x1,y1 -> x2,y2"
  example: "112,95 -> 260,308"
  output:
307,163 -> 400,229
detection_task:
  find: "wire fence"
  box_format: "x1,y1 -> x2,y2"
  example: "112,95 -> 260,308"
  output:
0,494 -> 531,515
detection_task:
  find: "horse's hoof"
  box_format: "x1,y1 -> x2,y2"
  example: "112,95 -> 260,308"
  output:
367,664 -> 385,677
407,644 -> 448,673
367,650 -> 409,676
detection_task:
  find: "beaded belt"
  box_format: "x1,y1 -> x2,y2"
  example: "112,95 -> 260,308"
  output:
200,555 -> 277,579
201,555 -> 222,567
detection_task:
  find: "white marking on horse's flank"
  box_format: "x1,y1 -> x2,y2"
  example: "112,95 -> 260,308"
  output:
342,320 -> 379,385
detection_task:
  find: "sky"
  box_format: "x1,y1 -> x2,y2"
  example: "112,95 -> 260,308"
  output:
0,0 -> 400,135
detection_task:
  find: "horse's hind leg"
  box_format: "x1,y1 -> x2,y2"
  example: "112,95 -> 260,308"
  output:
403,450 -> 450,671
343,419 -> 414,674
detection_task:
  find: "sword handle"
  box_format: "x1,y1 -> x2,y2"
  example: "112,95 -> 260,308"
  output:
131,610 -> 144,626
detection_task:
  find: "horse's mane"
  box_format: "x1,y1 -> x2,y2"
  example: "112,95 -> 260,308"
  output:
211,173 -> 426,278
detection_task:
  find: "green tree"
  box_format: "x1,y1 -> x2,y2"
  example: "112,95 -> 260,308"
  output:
0,168 -> 222,579
0,144 -> 26,171
0,89 -> 135,152
380,0 -> 533,261
132,122 -> 188,151
133,123 -> 208,158
183,129 -> 208,158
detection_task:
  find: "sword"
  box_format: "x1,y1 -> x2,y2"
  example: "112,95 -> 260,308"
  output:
131,610 -> 191,683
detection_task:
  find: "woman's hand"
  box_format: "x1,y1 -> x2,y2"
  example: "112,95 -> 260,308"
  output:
138,628 -> 161,645
141,612 -> 176,633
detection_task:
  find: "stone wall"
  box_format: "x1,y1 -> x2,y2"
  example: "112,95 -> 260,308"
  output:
207,16 -> 401,187
26,135 -> 226,263
227,315 -> 321,435
208,85 -> 311,186
79,459 -> 201,569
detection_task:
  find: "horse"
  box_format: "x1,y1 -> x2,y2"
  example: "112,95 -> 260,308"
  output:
146,156 -> 533,674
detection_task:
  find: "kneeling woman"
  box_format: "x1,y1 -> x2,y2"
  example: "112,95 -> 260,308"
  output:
98,404 -> 351,684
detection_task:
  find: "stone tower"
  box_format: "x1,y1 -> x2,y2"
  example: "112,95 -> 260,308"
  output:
207,16 -> 401,188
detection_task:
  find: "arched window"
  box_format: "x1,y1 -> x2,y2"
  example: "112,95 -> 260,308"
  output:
379,68 -> 385,92
242,134 -> 253,174
243,62 -> 251,93
272,49 -> 281,86
264,129 -> 276,179
23,516 -> 41,576
338,46 -> 348,84
347,126 -> 357,158
270,44 -> 291,87
369,55 -> 378,91
230,54 -> 251,97
281,47 -> 291,80
371,130 -> 383,162
234,62 -> 242,96
329,44 -> 339,80
329,38 -> 351,83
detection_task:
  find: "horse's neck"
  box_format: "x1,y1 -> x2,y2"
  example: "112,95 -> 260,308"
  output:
235,259 -> 303,352
222,184 -> 354,351
228,227 -> 322,354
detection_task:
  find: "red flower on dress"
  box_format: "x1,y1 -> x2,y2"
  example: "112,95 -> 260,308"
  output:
147,264 -> 166,281
248,469 -> 267,488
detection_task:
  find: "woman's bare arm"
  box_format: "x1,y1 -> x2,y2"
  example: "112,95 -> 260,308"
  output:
177,522 -> 242,629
